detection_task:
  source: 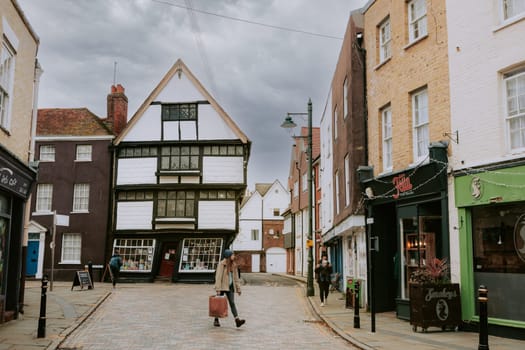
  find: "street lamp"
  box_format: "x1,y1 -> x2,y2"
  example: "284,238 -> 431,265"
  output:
281,98 -> 314,297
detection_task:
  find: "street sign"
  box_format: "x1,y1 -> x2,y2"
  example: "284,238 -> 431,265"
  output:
56,214 -> 69,226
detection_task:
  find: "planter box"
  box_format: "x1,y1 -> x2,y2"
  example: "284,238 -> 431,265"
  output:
409,283 -> 462,332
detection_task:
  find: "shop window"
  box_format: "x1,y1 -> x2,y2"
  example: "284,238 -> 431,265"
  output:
179,238 -> 223,272
61,233 -> 81,264
114,239 -> 155,272
472,204 -> 525,321
400,215 -> 441,299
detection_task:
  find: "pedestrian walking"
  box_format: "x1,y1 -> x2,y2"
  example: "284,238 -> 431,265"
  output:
213,249 -> 245,328
315,255 -> 332,306
109,249 -> 123,288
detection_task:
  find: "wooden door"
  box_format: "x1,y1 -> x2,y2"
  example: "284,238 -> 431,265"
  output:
158,243 -> 178,277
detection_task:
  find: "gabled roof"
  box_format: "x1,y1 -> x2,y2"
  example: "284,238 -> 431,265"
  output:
37,108 -> 113,137
114,58 -> 249,145
255,183 -> 273,196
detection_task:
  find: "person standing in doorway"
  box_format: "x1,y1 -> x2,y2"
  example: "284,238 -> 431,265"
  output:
213,249 -> 245,328
109,249 -> 123,289
315,255 -> 332,306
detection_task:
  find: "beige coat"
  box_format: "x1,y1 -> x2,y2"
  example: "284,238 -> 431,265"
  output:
214,259 -> 241,293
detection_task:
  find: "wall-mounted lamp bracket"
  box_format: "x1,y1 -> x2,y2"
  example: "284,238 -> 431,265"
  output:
443,130 -> 459,144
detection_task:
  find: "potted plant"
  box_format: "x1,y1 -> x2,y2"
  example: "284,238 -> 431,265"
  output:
409,258 -> 462,332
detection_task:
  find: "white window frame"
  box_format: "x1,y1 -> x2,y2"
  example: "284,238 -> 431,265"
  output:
412,88 -> 429,162
408,0 -> 427,43
179,238 -> 222,273
379,17 -> 391,63
344,154 -> 350,207
73,183 -> 90,212
61,233 -> 81,264
343,78 -> 349,119
75,145 -> 92,161
382,106 -> 393,171
39,145 -> 56,162
335,170 -> 340,215
0,41 -> 15,131
36,184 -> 53,213
114,238 -> 156,272
502,0 -> 525,20
334,106 -> 339,139
251,229 -> 259,241
504,70 -> 525,151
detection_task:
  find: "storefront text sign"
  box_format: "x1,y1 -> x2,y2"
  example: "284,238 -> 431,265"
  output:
0,164 -> 32,198
392,174 -> 413,199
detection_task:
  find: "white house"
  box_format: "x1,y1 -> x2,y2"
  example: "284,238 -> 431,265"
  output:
110,59 -> 251,283
233,180 -> 289,273
446,0 -> 525,336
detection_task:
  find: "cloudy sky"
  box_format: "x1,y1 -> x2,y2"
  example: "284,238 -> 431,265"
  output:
18,0 -> 367,189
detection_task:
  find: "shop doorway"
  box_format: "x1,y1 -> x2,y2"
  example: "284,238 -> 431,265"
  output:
158,242 -> 178,278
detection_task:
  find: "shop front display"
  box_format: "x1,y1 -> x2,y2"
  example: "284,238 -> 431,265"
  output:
359,142 -> 450,320
455,163 -> 525,338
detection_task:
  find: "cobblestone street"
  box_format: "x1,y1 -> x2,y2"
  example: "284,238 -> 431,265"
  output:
59,282 -> 353,350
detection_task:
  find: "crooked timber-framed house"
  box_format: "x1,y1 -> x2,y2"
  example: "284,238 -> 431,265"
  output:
109,59 -> 251,283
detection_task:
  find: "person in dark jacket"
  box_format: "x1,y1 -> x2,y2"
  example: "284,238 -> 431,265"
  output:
213,249 -> 245,328
109,250 -> 123,288
315,255 -> 332,306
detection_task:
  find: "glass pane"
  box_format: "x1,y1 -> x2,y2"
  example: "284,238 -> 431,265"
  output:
167,199 -> 176,216
157,201 -> 166,216
176,199 -> 185,216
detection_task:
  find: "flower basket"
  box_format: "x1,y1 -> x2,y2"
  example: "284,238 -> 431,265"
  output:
408,258 -> 462,332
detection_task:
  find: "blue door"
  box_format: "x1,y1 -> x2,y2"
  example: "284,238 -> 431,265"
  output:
26,241 -> 39,276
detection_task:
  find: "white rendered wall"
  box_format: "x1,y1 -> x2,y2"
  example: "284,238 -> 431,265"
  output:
116,158 -> 157,185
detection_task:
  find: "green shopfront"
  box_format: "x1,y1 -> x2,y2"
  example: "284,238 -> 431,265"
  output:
455,163 -> 525,339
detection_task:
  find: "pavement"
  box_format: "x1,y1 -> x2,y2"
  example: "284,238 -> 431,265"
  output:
278,274 -> 525,350
0,275 -> 524,349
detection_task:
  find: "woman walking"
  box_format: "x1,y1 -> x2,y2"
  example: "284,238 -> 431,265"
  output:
213,249 -> 245,327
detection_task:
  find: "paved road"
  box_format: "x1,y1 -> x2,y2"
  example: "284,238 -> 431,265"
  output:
58,276 -> 353,349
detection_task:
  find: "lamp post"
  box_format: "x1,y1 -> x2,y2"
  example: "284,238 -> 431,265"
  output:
281,98 -> 314,297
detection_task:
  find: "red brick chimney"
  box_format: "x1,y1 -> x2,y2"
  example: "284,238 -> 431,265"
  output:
107,84 -> 128,135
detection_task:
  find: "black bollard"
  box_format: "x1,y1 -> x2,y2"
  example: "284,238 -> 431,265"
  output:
354,280 -> 360,328
478,285 -> 489,350
88,261 -> 94,289
37,275 -> 49,338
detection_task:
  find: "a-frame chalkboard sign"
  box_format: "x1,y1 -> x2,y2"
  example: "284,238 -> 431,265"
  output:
71,270 -> 93,290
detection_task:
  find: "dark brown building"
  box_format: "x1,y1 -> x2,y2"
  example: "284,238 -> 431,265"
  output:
29,86 -> 127,282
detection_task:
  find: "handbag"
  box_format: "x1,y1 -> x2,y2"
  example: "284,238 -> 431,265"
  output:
209,295 -> 228,318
